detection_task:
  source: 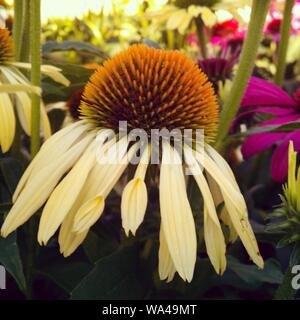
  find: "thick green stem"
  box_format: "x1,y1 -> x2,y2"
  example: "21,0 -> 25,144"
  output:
195,17 -> 207,58
215,0 -> 270,151
12,0 -> 23,61
20,0 -> 30,63
274,0 -> 295,87
30,0 -> 41,158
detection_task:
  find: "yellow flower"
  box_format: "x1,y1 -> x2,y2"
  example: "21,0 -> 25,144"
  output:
146,4 -> 216,34
1,44 -> 263,282
0,28 -> 70,153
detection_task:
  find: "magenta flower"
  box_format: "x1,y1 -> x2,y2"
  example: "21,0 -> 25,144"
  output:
236,76 -> 300,182
265,0 -> 300,39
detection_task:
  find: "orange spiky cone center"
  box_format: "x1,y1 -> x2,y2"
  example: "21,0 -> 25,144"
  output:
0,28 -> 13,63
80,45 -> 219,142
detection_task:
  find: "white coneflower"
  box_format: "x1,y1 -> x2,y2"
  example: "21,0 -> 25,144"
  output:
1,44 -> 263,282
0,28 -> 70,153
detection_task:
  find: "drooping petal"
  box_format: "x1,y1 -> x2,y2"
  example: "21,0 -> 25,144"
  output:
37,140 -> 97,245
121,178 -> 148,236
72,196 -> 105,233
72,141 -> 138,234
206,173 -> 238,243
13,121 -> 92,202
0,91 -> 15,153
121,145 -> 150,236
0,66 -> 51,138
166,9 -> 187,30
184,146 -> 226,274
203,207 -> 227,274
1,132 -> 95,237
159,142 -> 197,282
195,147 -> 264,268
10,62 -> 70,86
158,225 -> 176,282
58,202 -> 89,257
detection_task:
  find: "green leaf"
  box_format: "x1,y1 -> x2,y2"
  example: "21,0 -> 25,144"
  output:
227,256 -> 283,285
0,158 -> 24,195
142,38 -> 161,49
43,41 -> 108,59
229,120 -> 300,141
42,63 -> 94,103
37,261 -> 93,293
82,230 -> 118,264
0,234 -> 26,293
290,241 -> 300,266
274,266 -> 297,300
71,245 -> 145,300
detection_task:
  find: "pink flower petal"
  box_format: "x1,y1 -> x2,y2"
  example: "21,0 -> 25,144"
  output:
241,77 -> 298,108
270,130 -> 300,182
242,132 -> 286,159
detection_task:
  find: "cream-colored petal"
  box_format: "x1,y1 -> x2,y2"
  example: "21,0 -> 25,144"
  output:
59,138 -> 135,256
38,140 -> 96,245
222,192 -> 263,268
184,146 -> 226,274
13,121 -> 91,202
204,207 -> 227,274
166,9 -> 187,30
178,14 -> 192,34
121,178 -> 148,236
1,132 -> 94,237
9,62 -> 70,86
58,202 -> 89,257
41,101 -> 52,139
15,92 -> 31,135
205,144 -> 239,188
72,196 -> 105,233
1,66 -> 31,135
195,148 -> 246,213
158,225 -> 176,282
0,83 -> 41,95
184,146 -> 219,226
159,142 -> 197,282
121,145 -> 150,236
195,147 -> 263,268
0,91 -> 15,153
40,65 -> 70,86
72,142 -> 138,233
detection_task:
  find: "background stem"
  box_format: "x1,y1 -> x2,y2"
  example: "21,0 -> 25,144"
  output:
30,0 -> 41,158
12,0 -> 23,61
215,0 -> 270,152
274,0 -> 295,87
19,0 -> 30,63
195,17 -> 207,59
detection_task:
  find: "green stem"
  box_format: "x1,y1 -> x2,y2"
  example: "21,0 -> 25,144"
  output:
167,30 -> 175,50
12,0 -> 23,61
274,266 -> 297,300
30,0 -> 41,158
195,17 -> 207,59
215,0 -> 270,152
20,0 -> 30,63
274,0 -> 295,87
